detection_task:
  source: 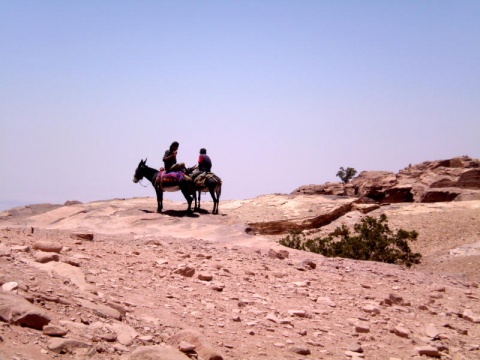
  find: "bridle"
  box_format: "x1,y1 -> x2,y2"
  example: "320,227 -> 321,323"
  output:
138,179 -> 149,187
134,166 -> 149,188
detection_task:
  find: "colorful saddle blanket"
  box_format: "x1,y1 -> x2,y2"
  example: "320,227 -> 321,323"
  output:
155,171 -> 191,188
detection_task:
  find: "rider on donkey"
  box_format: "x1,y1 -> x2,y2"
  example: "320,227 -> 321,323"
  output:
191,148 -> 212,184
163,141 -> 186,173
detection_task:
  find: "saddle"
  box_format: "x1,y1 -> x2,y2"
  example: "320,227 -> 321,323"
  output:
195,172 -> 221,188
155,170 -> 192,189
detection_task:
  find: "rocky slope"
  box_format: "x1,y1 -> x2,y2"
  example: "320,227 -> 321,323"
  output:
0,193 -> 479,359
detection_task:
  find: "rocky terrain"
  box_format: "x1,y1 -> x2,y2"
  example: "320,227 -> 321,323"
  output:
292,156 -> 480,203
0,156 -> 479,360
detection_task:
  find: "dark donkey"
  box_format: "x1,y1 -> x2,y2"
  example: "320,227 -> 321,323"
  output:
133,159 -> 193,213
186,169 -> 222,214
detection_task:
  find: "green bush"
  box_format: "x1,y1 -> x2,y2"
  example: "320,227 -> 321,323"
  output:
279,214 -> 421,267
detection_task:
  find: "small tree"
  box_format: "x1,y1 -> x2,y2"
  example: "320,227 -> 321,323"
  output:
279,214 -> 421,268
336,167 -> 357,183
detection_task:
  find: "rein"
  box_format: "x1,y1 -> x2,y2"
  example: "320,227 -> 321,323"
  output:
138,179 -> 149,187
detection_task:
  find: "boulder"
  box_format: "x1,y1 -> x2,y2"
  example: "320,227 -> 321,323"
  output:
43,324 -> 68,337
106,321 -> 139,345
0,292 -> 51,330
47,338 -> 95,355
34,251 -> 60,263
70,232 -> 94,241
170,329 -> 224,360
173,265 -> 195,277
32,241 -> 63,253
129,345 -> 191,360
0,244 -> 12,257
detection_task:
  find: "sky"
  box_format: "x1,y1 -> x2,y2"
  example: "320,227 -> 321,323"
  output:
1,1 -> 479,210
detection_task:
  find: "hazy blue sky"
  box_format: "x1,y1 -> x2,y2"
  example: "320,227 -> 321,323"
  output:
1,1 -> 479,210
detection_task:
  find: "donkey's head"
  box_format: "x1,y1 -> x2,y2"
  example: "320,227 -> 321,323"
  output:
133,158 -> 147,183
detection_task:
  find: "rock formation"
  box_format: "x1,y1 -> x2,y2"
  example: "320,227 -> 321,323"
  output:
292,156 -> 480,203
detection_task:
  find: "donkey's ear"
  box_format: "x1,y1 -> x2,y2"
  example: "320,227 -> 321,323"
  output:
144,158 -> 147,164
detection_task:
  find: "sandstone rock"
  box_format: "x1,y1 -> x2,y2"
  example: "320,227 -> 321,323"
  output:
265,313 -> 279,323
347,343 -> 364,353
43,324 -> 68,337
384,293 -> 406,306
210,282 -> 225,292
288,309 -> 308,317
293,280 -> 310,287
76,298 -> 122,320
291,182 -> 346,196
99,332 -> 117,342
48,338 -> 95,355
355,323 -> 370,333
362,304 -> 380,315
170,329 -> 225,360
297,259 -> 316,270
0,244 -> 12,257
11,245 -> 30,252
0,292 -> 51,329
1,281 -> 18,292
247,195 -> 356,235
174,265 -> 195,277
392,325 -> 410,338
268,248 -> 289,259
178,341 -> 196,352
35,251 -> 60,263
105,300 -> 129,317
107,322 -> 139,346
352,203 -> 380,214
129,345 -> 191,360
114,343 -> 129,352
32,260 -> 97,293
345,350 -> 365,358
70,232 -> 94,241
198,273 -> 213,281
462,309 -> 480,323
156,259 -> 169,266
415,345 -> 440,357
317,296 -> 336,307
62,257 -> 81,267
32,240 -> 63,253
424,323 -> 440,339
141,235 -> 165,245
139,335 -> 154,343
290,346 -> 311,355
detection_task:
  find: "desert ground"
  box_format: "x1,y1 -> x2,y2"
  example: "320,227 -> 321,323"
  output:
0,194 -> 479,360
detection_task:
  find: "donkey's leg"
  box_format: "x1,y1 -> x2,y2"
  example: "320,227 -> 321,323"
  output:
210,183 -> 221,214
209,187 -> 217,214
180,185 -> 193,212
156,189 -> 163,213
194,189 -> 199,211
